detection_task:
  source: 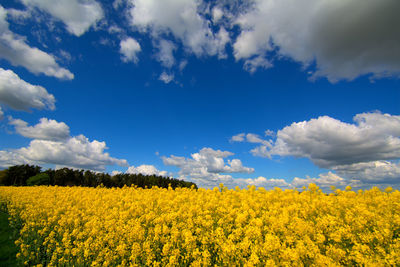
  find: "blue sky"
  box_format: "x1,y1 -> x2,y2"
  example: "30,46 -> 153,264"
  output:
0,0 -> 399,189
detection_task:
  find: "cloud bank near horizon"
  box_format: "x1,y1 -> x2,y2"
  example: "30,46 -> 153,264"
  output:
232,111 -> 400,186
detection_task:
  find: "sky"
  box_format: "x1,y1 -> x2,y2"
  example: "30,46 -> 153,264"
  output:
0,0 -> 399,190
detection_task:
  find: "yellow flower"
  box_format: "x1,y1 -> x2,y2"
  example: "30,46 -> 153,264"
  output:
0,184 -> 399,266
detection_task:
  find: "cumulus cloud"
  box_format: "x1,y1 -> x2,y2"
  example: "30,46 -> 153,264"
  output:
113,0 -> 124,10
0,117 -> 128,171
229,172 -> 369,191
5,8 -> 31,21
291,172 -> 348,189
163,147 -> 254,174
126,164 -> 170,177
250,145 -> 270,158
0,68 -> 55,111
126,0 -> 230,57
120,37 -> 141,63
333,160 -> 400,184
236,111 -> 400,184
0,106 -> 3,120
108,24 -> 123,34
16,135 -> 128,171
9,117 -> 70,141
159,72 -> 174,84
246,133 -> 271,145
243,55 -> 272,74
232,0 -> 400,81
160,147 -> 379,189
0,150 -> 27,167
0,7 -> 73,79
232,176 -> 289,189
231,133 -> 271,145
214,27 -> 230,59
211,7 -> 223,23
5,0 -> 397,82
162,147 -> 254,188
20,0 -> 104,36
231,133 -> 272,157
230,133 -> 245,142
270,112 -> 400,168
155,39 -> 176,68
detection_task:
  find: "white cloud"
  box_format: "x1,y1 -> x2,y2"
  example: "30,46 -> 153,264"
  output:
249,138 -> 271,157
232,0 -> 400,81
20,0 -> 104,36
0,7 -> 73,79
226,158 -> 254,173
6,8 -> 31,21
231,132 -> 272,157
159,72 -> 174,84
9,117 -> 69,141
5,1 -> 397,82
58,50 -> 72,63
0,117 -> 128,171
160,147 -> 389,189
230,133 -> 245,142
231,133 -> 272,145
190,174 -> 290,190
270,112 -> 400,168
127,0 -> 230,57
126,164 -> 170,177
291,172 -> 347,188
234,176 -> 289,189
0,106 -> 3,120
113,0 -> 124,10
155,39 -> 176,68
235,172 -> 366,191
333,160 -> 400,184
162,147 -> 254,188
0,68 -> 55,111
243,55 -> 272,74
211,7 -> 223,23
108,25 -> 123,34
250,145 -> 270,158
122,0 -> 399,80
16,135 -> 128,171
120,37 -> 141,63
246,133 -> 271,146
237,111 -> 400,185
0,150 -> 27,167
265,130 -> 274,137
179,60 -> 188,71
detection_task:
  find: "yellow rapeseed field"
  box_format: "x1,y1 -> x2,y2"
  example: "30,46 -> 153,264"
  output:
0,185 -> 400,266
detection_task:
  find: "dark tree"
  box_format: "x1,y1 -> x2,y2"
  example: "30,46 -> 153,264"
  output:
1,165 -> 197,189
2,165 -> 41,186
0,169 -> 8,185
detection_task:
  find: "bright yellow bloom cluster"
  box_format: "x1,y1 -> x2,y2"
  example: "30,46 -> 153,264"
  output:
1,184 -> 400,266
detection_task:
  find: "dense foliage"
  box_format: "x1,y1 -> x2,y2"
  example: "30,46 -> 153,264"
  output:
0,185 -> 399,266
26,173 -> 51,186
0,165 -> 196,189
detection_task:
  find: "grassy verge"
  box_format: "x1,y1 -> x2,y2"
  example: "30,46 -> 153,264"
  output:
0,210 -> 18,266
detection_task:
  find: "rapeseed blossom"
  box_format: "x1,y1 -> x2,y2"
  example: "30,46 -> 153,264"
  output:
0,185 -> 399,266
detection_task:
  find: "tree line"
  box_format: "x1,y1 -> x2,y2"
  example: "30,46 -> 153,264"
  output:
0,165 -> 197,189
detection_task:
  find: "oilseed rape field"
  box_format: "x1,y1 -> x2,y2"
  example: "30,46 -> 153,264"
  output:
1,185 -> 400,266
